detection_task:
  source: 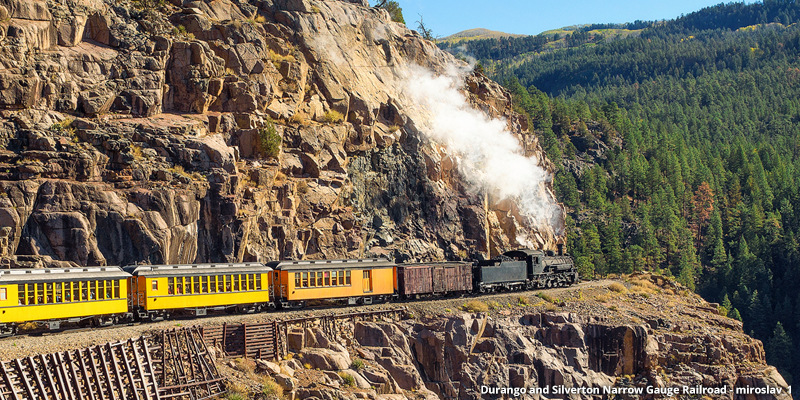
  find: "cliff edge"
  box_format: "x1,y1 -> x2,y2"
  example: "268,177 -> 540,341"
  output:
0,0 -> 562,267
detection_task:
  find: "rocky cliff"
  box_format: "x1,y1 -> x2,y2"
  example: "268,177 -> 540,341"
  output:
0,0 -> 561,266
222,275 -> 792,400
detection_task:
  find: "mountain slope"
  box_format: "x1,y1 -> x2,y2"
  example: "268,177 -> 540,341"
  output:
440,0 -> 800,385
0,0 -> 561,267
438,27 -> 523,43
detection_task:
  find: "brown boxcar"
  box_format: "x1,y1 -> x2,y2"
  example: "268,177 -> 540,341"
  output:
397,262 -> 472,298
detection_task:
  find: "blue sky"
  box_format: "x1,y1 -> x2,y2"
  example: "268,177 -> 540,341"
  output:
392,0 -> 755,37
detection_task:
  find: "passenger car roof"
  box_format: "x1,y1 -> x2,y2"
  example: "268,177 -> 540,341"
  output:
269,258 -> 395,271
0,267 -> 130,283
123,263 -> 272,277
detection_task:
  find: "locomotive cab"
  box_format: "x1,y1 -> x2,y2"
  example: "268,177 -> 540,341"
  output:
502,249 -> 578,289
503,249 -> 546,275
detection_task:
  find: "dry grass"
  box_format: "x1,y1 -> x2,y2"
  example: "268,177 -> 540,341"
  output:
172,25 -> 195,40
169,165 -> 195,180
487,300 -> 502,310
259,375 -> 283,398
50,118 -> 73,131
296,180 -> 309,194
629,278 -> 658,294
247,15 -> 266,24
290,112 -> 310,126
233,358 -> 255,374
225,381 -> 249,398
323,110 -> 344,123
388,124 -> 400,133
594,293 -> 611,303
517,296 -> 532,306
608,282 -> 627,293
461,300 -> 489,313
131,145 -> 144,160
269,50 -> 296,68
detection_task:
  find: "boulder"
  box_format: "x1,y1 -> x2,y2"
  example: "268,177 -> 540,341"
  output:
256,359 -> 281,375
300,348 -> 351,371
274,374 -> 296,391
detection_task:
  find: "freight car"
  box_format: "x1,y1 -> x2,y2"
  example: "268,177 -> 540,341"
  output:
0,248 -> 577,335
396,262 -> 473,299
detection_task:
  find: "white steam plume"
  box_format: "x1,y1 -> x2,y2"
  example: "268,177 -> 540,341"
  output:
401,64 -> 562,236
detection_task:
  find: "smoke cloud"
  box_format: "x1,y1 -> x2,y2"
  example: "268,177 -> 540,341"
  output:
401,64 -> 563,237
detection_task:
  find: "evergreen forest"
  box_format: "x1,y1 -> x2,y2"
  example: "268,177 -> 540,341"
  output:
440,0 -> 800,383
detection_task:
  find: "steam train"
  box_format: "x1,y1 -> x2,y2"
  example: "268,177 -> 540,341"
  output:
0,248 -> 577,336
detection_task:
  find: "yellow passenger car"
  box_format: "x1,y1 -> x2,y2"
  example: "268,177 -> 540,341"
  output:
270,258 -> 396,308
124,263 -> 273,320
0,267 -> 130,335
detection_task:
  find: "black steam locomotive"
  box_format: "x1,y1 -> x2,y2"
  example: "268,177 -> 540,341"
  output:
396,247 -> 579,299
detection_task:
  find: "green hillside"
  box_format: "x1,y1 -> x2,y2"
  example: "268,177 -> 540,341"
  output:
444,0 -> 800,384
438,28 -> 524,44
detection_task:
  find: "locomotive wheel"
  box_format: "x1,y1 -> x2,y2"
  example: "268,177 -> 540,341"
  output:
545,280 -> 552,288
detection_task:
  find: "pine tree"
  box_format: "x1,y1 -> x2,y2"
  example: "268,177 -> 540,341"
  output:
729,307 -> 742,321
767,322 -> 793,384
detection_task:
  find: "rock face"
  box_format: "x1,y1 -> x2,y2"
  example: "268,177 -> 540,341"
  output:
276,277 -> 792,400
0,0 -> 559,266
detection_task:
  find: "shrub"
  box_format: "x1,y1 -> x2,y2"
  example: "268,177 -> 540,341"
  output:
310,5 -> 321,13
536,292 -> 554,303
258,118 -> 281,158
595,294 -> 610,303
487,300 -> 501,310
339,372 -> 356,387
50,118 -> 73,132
517,296 -> 531,306
350,358 -> 365,370
608,282 -> 627,293
173,25 -> 194,40
323,110 -> 344,123
461,300 -> 488,313
304,363 -> 312,369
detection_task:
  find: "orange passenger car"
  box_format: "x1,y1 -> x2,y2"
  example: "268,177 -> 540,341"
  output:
270,258 -> 396,308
